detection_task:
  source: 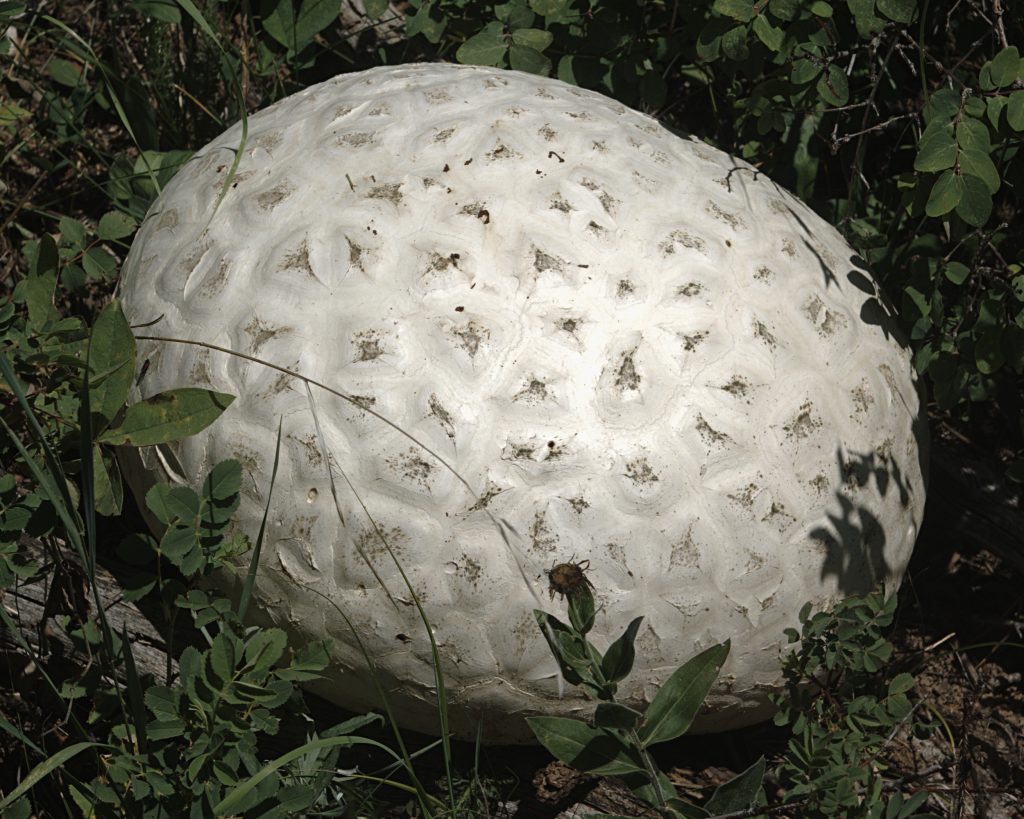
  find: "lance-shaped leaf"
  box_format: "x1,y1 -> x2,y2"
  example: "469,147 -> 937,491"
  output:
98,388 -> 234,446
637,641 -> 729,747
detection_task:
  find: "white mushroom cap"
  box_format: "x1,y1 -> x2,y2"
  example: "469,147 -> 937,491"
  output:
118,63 -> 927,743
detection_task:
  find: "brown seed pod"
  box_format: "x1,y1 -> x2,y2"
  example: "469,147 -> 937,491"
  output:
547,558 -> 593,600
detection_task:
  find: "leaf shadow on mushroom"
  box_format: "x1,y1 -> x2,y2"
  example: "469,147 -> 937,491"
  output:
812,444 -> 919,596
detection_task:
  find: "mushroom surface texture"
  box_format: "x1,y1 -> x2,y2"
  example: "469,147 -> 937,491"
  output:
118,62 -> 928,743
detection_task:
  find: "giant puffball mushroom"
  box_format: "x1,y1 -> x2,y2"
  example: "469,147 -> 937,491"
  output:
118,63 -> 928,743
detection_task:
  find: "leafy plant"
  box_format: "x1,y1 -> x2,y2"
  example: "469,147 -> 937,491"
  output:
771,589 -> 940,819
530,582 -> 767,818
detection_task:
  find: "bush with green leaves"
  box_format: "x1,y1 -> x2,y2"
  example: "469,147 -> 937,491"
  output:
771,589 -> 940,819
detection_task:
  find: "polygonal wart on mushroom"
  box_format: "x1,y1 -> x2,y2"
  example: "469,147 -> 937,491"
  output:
116,63 -> 927,744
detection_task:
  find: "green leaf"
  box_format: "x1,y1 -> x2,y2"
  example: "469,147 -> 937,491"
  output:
752,15 -> 784,51
82,246 -> 119,280
712,0 -> 755,22
97,211 -> 137,241
97,388 -> 235,446
92,445 -> 123,516
956,117 -> 991,152
600,617 -> 643,683
88,300 -> 136,429
45,57 -> 82,88
496,2 -> 534,27
721,25 -> 749,61
22,269 -> 58,330
769,0 -> 799,20
809,1 -> 833,17
146,484 -> 200,524
975,327 -> 1005,374
593,702 -> 642,731
509,44 -> 551,75
526,717 -> 646,775
130,1 -> 182,23
456,21 -> 508,67
987,95 -> 1009,128
244,628 -> 288,673
922,88 -> 959,124
887,672 -> 916,696
529,0 -> 569,13
876,0 -> 914,23
958,148 -> 999,194
406,4 -> 446,42
943,262 -> 970,285
209,631 -> 237,682
59,216 -> 87,248
1007,91 -> 1024,131
203,458 -> 242,503
638,641 -> 729,746
363,0 -> 389,19
816,65 -> 849,106
925,169 -> 962,217
705,756 -> 766,813
511,27 -> 553,51
956,173 -> 993,227
914,121 -> 956,172
990,46 -> 1020,88
791,58 -> 820,84
263,0 -> 339,52
567,584 -> 596,635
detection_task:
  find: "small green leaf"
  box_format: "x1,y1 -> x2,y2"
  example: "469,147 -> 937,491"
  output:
922,88 -> 959,124
456,21 -> 508,67
526,717 -> 645,775
816,65 -> 849,106
876,0 -> 914,23
203,458 -> 242,503
809,1 -> 833,17
88,300 -> 136,429
990,46 -> 1020,87
956,173 -> 993,226
600,616 -> 643,683
943,262 -> 970,285
914,121 -> 956,172
45,57 -> 82,88
405,4 -> 446,42
1007,91 -> 1024,131
956,117 -> 991,152
97,211 -> 137,240
887,672 -> 916,696
975,327 -> 1005,374
92,445 -> 123,517
130,1 -> 181,23
262,0 -> 339,52
769,0 -> 799,21
509,44 -> 551,75
244,628 -> 288,673
593,702 -> 642,731
82,247 -> 118,280
638,641 -> 729,746
58,216 -> 87,248
958,148 -> 999,194
791,58 -> 820,84
721,25 -> 749,61
567,584 -> 596,635
363,0 -> 389,20
98,388 -> 235,446
529,0 -> 569,14
712,0 -> 755,22
752,14 -> 784,51
511,27 -> 553,51
705,756 -> 766,813
925,169 -> 962,217
496,2 -> 534,28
